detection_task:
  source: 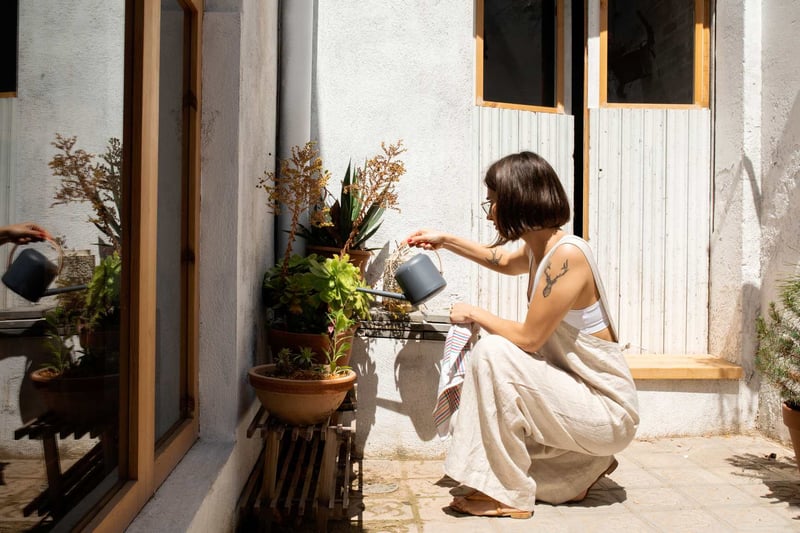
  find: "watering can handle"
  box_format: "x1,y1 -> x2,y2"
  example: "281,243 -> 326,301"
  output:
6,237 -> 64,273
397,242 -> 444,273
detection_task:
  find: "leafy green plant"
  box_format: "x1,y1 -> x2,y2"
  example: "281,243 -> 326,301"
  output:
270,311 -> 354,380
39,253 -> 121,378
263,253 -> 373,334
41,309 -> 77,376
756,274 -> 800,409
84,252 -> 121,331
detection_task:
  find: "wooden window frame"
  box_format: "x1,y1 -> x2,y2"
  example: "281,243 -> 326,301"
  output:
600,0 -> 710,108
79,0 -> 202,530
476,0 -> 565,114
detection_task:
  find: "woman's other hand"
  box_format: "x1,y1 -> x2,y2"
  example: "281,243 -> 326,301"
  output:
406,229 -> 446,250
449,302 -> 474,324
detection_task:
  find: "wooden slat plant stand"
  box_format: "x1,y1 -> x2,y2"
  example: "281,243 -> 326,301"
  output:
13,412 -> 117,519
243,388 -> 361,532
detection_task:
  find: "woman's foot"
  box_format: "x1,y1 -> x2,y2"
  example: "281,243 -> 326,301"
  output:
568,457 -> 619,502
449,491 -> 532,519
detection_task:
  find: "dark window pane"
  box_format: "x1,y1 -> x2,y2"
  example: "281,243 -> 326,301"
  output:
0,1 -> 18,94
607,1 -> 695,104
155,0 -> 186,443
483,0 -> 557,107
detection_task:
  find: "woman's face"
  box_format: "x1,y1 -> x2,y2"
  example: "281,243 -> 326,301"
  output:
483,189 -> 498,224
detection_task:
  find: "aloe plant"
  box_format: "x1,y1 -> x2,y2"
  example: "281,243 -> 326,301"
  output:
297,141 -> 406,254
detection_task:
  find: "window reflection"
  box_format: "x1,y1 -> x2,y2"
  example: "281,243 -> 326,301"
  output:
607,1 -> 696,104
0,1 -> 125,529
483,0 -> 557,108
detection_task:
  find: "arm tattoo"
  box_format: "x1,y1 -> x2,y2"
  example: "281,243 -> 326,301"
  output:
486,249 -> 502,266
542,260 -> 569,297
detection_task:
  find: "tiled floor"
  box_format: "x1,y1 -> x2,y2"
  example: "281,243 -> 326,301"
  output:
323,434 -> 800,532
3,434 -> 799,531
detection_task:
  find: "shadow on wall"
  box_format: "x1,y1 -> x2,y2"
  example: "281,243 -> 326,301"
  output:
0,322 -> 50,424
350,335 -> 441,452
760,89 -> 800,298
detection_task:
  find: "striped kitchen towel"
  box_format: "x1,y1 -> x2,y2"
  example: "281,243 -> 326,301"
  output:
432,323 -> 476,439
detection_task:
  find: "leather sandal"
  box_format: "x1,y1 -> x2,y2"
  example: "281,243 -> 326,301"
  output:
449,492 -> 533,519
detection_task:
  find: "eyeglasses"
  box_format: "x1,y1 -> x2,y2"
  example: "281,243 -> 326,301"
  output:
481,200 -> 494,216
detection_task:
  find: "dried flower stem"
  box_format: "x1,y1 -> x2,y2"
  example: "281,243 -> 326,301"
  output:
49,134 -> 123,252
258,142 -> 331,276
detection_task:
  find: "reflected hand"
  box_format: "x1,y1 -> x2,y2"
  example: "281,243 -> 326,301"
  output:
1,222 -> 50,245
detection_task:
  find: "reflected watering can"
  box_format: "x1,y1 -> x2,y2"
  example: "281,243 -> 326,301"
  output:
2,239 -> 88,302
357,252 -> 446,307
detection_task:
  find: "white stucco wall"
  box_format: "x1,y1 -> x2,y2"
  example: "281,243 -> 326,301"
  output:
710,1 -> 800,444
754,0 -> 800,442
313,1 -> 475,307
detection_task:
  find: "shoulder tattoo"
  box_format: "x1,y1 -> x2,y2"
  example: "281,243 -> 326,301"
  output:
543,260 -> 569,297
486,249 -> 502,266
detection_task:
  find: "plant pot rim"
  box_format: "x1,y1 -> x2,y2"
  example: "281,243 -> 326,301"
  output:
248,363 -> 356,394
31,367 -> 120,384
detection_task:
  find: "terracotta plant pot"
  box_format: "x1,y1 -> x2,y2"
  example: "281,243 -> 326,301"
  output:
267,327 -> 356,366
306,245 -> 371,275
248,364 -> 356,425
30,369 -> 119,426
782,403 -> 800,474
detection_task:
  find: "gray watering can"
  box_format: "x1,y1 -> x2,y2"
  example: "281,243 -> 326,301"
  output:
357,253 -> 446,307
2,239 -> 88,302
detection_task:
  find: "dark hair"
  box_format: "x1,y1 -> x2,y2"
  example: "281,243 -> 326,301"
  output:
483,151 -> 570,245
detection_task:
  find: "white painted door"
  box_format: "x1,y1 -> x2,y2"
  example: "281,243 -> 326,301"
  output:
473,0 -> 712,355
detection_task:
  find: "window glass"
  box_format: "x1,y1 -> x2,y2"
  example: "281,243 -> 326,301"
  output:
607,1 -> 695,104
0,1 -> 125,529
483,0 -> 557,108
0,0 -> 18,95
155,0 -> 187,443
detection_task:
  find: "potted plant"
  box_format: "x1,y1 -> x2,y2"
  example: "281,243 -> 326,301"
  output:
254,141 -> 374,424
756,272 -> 800,471
297,140 -> 407,270
248,310 -> 358,425
30,253 -> 121,426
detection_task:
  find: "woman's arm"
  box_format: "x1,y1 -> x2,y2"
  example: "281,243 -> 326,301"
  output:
406,229 -> 529,275
450,243 -> 594,352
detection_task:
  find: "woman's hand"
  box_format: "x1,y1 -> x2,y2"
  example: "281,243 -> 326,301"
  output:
449,302 -> 474,324
406,229 -> 447,250
0,222 -> 50,246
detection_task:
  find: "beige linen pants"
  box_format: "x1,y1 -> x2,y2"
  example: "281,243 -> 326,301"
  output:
444,326 -> 639,510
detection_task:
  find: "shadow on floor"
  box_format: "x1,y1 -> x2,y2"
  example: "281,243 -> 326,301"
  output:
727,452 -> 800,520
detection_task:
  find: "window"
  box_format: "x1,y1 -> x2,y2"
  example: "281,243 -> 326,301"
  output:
477,0 -> 562,111
0,0 -> 18,96
603,0 -> 709,106
80,0 -> 202,528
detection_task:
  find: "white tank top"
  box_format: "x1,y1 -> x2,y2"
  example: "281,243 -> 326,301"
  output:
563,300 -> 610,334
